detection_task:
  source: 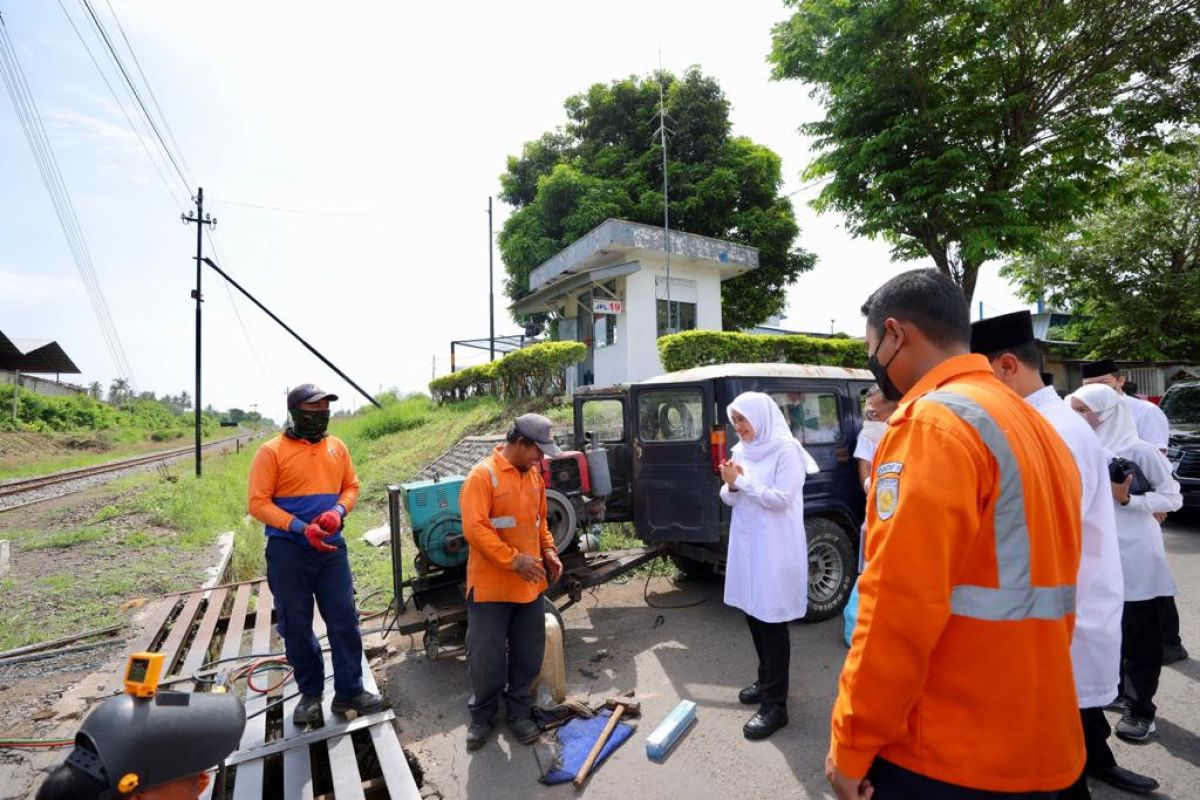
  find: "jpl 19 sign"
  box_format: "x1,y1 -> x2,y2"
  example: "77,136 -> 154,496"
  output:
592,298 -> 624,314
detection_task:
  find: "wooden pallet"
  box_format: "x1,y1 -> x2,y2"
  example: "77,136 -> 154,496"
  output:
137,579 -> 420,800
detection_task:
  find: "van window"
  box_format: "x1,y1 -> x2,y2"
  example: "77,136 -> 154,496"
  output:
638,389 -> 703,442
769,391 -> 842,445
581,399 -> 626,442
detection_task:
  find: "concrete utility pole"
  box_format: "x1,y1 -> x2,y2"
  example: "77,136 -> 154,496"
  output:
488,197 -> 496,361
182,187 -> 215,477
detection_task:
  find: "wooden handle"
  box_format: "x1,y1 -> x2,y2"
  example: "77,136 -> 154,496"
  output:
572,707 -> 625,789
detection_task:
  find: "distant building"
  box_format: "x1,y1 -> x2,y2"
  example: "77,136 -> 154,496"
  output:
512,219 -> 759,389
0,330 -> 83,397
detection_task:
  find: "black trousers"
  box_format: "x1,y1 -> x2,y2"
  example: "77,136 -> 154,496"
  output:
867,758 -> 1061,799
465,591 -> 546,725
1059,707 -> 1117,799
1160,595 -> 1182,649
1119,599 -> 1162,720
744,613 -> 789,707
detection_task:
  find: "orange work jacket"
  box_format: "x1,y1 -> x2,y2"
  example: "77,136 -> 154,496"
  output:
831,354 -> 1084,792
460,445 -> 556,604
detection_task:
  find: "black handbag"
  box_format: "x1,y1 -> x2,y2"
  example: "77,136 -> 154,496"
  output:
1108,457 -> 1152,495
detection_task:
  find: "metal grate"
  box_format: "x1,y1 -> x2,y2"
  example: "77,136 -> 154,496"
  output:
1177,450 -> 1200,480
133,579 -> 419,800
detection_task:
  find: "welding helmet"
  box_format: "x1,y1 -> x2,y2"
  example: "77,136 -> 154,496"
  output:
65,691 -> 245,797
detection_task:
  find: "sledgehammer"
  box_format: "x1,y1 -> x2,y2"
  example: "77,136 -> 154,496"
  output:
573,694 -> 640,789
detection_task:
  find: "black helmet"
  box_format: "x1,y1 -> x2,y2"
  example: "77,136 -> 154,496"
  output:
66,691 -> 245,796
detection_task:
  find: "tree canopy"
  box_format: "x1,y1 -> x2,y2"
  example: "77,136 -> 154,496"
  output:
1004,137 -> 1200,361
498,68 -> 816,331
769,0 -> 1200,302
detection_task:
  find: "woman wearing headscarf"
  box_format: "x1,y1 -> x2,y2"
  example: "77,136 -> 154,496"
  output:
718,391 -> 819,740
1069,384 -> 1182,746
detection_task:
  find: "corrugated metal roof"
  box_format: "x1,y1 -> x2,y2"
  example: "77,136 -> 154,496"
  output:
0,331 -> 81,374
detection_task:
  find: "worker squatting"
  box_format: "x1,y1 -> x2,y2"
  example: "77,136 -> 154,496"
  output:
35,269 -> 1185,799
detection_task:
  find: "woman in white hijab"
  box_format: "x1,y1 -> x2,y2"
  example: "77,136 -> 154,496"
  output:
718,391 -> 819,741
1070,383 -> 1182,745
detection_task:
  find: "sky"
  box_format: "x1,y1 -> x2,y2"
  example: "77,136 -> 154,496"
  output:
0,0 -> 1027,420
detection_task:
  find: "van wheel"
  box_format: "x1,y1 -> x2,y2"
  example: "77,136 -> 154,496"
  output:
670,554 -> 718,581
543,596 -> 564,630
802,518 -> 855,623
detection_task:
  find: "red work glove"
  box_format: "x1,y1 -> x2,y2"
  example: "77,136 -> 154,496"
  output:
304,524 -> 337,553
314,509 -> 343,534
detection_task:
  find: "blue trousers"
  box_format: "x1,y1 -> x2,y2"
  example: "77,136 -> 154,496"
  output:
266,537 -> 363,700
867,759 -> 1062,798
466,591 -> 545,725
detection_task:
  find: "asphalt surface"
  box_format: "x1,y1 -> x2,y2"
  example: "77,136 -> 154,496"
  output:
383,518 -> 1200,799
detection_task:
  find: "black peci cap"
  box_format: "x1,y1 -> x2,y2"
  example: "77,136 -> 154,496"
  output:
1081,359 -> 1118,380
287,384 -> 339,409
970,310 -> 1035,356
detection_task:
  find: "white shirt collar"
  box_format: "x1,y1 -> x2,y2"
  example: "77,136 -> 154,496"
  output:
1025,385 -> 1062,410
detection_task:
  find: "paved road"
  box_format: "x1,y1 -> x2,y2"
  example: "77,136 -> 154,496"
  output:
382,517 -> 1200,799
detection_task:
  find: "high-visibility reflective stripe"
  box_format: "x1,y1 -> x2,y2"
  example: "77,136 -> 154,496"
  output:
484,465 -> 498,487
490,516 -> 517,529
923,390 -> 1075,622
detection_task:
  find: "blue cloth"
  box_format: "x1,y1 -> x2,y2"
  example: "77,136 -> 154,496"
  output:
265,537 -> 363,699
843,581 -> 860,648
542,709 -> 635,785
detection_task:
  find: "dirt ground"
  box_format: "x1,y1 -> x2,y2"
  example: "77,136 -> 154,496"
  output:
382,520 -> 1200,800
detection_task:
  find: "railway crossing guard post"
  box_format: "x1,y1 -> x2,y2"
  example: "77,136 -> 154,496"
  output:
183,187 -> 216,477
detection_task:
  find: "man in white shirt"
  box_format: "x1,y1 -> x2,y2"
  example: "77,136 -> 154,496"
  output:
1081,359 -> 1187,665
974,314 -> 1156,797
1081,360 -> 1170,451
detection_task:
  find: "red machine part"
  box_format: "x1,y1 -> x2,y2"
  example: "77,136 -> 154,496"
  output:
539,451 -> 591,496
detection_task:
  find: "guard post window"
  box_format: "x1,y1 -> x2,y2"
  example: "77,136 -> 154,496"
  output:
656,276 -> 698,337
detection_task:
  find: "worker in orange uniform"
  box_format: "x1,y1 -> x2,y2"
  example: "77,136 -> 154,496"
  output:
247,384 -> 385,726
827,270 -> 1085,799
459,413 -> 564,752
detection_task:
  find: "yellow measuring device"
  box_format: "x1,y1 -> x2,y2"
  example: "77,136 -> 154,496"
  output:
123,652 -> 165,698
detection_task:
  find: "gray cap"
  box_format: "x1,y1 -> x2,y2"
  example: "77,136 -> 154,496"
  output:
514,413 -> 562,457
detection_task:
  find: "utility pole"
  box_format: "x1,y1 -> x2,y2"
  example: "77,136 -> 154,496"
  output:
488,197 -> 495,361
182,187 -> 215,477
656,60 -> 672,334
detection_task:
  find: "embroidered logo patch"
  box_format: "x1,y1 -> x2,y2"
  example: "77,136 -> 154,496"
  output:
875,475 -> 900,521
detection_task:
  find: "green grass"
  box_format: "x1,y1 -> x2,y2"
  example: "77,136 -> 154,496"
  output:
0,429 -> 235,480
23,527 -> 106,550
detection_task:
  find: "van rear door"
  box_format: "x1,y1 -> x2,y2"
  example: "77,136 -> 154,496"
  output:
574,393 -> 633,522
631,383 -> 720,543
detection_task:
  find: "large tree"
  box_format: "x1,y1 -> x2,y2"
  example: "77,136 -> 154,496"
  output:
769,0 -> 1200,302
1004,137 -> 1200,360
498,69 -> 816,331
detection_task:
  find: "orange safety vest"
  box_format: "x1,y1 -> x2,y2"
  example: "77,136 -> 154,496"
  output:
831,354 -> 1084,792
460,445 -> 557,604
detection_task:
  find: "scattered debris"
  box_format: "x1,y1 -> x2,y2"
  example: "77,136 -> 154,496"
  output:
362,524 -> 391,547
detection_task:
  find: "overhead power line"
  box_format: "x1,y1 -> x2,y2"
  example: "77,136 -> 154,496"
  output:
0,13 -> 134,383
77,0 -> 190,193
53,0 -> 187,211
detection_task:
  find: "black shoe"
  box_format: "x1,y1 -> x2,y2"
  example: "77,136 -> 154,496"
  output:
1115,714 -> 1157,744
1087,764 -> 1160,794
1163,642 -> 1189,665
466,721 -> 493,751
743,704 -> 788,740
1104,695 -> 1131,714
292,695 -> 323,726
508,716 -> 541,745
330,691 -> 387,717
738,683 -> 763,705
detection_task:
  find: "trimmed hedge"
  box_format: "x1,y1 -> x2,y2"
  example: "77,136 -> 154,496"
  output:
657,330 -> 867,372
430,341 -> 587,403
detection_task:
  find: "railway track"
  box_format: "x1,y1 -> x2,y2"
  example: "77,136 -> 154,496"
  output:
0,435 -> 253,510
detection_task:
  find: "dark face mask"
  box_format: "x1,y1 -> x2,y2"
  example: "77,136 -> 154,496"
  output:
867,333 -> 904,402
288,408 -> 330,442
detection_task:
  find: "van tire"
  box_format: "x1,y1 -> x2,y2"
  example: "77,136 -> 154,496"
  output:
802,518 -> 855,623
